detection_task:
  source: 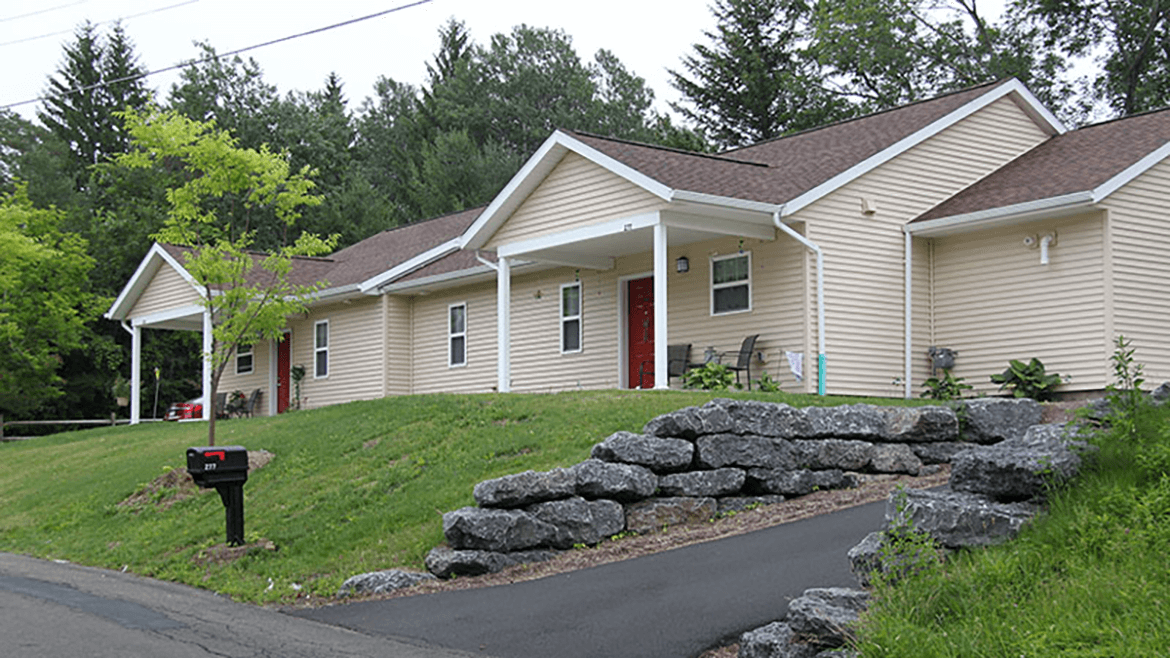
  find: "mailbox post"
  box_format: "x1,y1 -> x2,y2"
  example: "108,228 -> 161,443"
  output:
186,446 -> 249,546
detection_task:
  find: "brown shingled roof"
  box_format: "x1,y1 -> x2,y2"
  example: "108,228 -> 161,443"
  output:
915,106 -> 1170,222
566,80 -> 1010,205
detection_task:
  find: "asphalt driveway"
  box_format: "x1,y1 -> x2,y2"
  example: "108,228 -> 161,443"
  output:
292,498 -> 885,658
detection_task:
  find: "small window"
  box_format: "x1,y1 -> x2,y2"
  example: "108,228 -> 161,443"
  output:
711,252 -> 751,315
449,303 -> 467,367
561,282 -> 582,354
236,343 -> 254,375
314,320 -> 329,378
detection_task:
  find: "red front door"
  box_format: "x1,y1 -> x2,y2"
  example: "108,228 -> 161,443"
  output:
276,332 -> 291,413
628,277 -> 654,388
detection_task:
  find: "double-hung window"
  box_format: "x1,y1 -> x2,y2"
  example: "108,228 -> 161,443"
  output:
314,320 -> 329,378
449,303 -> 467,367
236,343 -> 254,375
561,282 -> 582,354
711,252 -> 751,315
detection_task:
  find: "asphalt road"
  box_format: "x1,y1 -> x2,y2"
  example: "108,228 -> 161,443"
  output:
0,552 -> 475,658
294,498 -> 885,658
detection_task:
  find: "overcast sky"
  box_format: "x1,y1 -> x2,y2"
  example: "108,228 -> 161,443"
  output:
1,0 -> 723,122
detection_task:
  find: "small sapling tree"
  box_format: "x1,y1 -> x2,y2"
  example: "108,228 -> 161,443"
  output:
116,108 -> 335,445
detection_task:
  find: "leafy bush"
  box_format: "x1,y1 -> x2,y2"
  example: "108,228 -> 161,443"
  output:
920,369 -> 972,401
989,357 -> 1064,400
681,362 -> 734,391
1105,335 -> 1146,441
754,370 -> 782,393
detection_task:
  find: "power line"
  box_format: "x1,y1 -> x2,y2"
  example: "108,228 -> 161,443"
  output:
1,0 -> 433,111
0,0 -> 201,47
0,1 -> 87,24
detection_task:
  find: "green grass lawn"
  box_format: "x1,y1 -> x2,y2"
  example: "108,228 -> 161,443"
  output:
0,389 -> 920,604
856,403 -> 1170,657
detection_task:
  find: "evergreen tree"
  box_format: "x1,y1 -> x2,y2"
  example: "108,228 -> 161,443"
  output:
669,0 -> 847,148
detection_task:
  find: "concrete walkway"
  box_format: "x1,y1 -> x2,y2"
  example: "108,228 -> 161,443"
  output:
293,498 -> 884,658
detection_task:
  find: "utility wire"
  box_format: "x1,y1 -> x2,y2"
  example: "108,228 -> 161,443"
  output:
0,0 -> 201,46
0,1 -> 87,24
1,0 -> 433,111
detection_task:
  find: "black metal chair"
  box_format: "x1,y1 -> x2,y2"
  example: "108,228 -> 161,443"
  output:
241,389 -> 262,418
214,392 -> 229,419
725,335 -> 759,390
638,344 -> 692,389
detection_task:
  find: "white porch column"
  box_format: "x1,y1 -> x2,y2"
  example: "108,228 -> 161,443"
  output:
653,222 -> 669,389
130,324 -> 142,425
202,309 -> 213,420
497,256 -> 512,393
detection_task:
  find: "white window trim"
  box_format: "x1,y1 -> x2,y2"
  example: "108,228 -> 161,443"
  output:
560,282 -> 583,355
235,343 -> 254,375
710,251 -> 753,316
448,302 -> 468,368
314,319 -> 329,379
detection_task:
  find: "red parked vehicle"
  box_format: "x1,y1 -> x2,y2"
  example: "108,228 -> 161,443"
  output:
163,397 -> 204,421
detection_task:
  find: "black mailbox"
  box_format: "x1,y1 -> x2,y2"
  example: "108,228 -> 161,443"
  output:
187,446 -> 249,487
186,446 -> 249,546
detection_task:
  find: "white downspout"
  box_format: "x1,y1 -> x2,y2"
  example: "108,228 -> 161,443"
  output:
904,229 -> 913,399
772,211 -> 826,396
477,251 -> 511,393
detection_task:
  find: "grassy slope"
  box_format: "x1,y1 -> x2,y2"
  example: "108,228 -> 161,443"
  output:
0,389 -> 920,604
857,405 -> 1170,657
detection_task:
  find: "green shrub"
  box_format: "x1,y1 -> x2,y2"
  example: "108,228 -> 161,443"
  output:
754,370 -> 782,393
989,357 -> 1064,400
681,362 -> 734,391
920,369 -> 972,401
1105,335 -> 1146,442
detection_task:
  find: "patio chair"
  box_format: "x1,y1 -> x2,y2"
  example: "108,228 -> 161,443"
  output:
214,392 -> 229,419
241,389 -> 262,418
638,344 -> 692,389
725,335 -> 759,390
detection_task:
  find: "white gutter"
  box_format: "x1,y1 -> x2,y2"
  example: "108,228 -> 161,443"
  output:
773,210 -> 826,396
907,191 -> 1093,237
904,230 -> 912,399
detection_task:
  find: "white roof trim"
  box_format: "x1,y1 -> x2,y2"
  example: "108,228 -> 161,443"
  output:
105,243 -> 203,321
781,79 -> 1067,218
130,303 -> 205,327
496,212 -> 660,259
1091,140 -> 1170,202
670,190 -> 781,214
461,131 -> 674,251
906,191 -> 1094,237
381,260 -> 537,294
358,238 -> 462,293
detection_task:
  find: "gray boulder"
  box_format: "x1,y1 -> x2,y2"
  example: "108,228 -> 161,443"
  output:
804,404 -> 886,439
911,442 -> 968,464
886,488 -> 1037,549
625,497 -> 717,533
786,588 -> 869,647
336,569 -> 437,597
792,439 -> 875,471
442,506 -> 557,552
882,406 -> 959,442
846,531 -> 885,588
642,403 -> 734,439
697,434 -> 797,470
527,497 -> 625,549
740,622 -> 821,658
658,468 -> 746,497
473,468 -> 576,509
706,399 -> 812,438
747,469 -> 855,497
424,546 -> 558,579
571,459 -> 657,502
717,495 -> 787,515
870,443 -> 922,475
590,431 -> 694,472
961,398 -> 1043,444
950,424 -> 1087,502
1152,382 -> 1170,404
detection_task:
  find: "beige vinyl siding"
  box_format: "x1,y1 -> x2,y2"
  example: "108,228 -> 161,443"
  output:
290,296 -> 385,410
129,264 -> 200,318
1102,156 -> 1170,384
384,295 -> 413,396
410,282 -> 498,394
485,152 -> 669,249
793,95 -> 1051,396
217,340 -> 271,415
932,212 -> 1107,395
